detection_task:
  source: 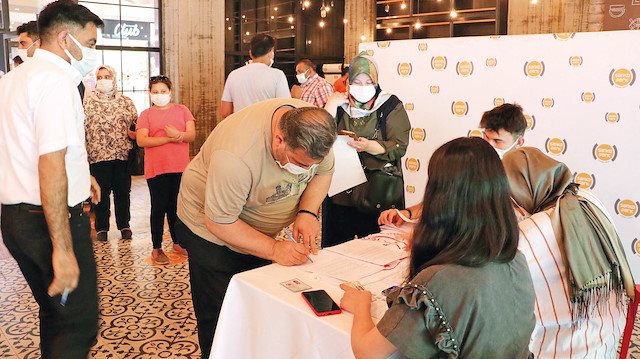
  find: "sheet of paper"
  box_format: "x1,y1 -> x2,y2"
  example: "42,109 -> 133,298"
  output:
328,135 -> 367,197
296,250 -> 383,282
325,233 -> 410,266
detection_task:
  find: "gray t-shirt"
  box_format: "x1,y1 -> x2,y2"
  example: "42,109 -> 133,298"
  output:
177,98 -> 334,253
221,63 -> 291,112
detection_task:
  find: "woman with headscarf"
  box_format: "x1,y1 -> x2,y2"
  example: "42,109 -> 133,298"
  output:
322,53 -> 410,246
84,65 -> 138,242
503,147 -> 634,358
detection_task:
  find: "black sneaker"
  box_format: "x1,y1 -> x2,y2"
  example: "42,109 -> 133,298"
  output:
96,231 -> 108,242
121,228 -> 132,240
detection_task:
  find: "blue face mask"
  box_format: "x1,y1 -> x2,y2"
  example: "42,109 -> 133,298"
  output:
63,33 -> 97,77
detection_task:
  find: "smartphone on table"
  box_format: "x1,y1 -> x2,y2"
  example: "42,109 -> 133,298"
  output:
340,130 -> 358,141
301,290 -> 342,316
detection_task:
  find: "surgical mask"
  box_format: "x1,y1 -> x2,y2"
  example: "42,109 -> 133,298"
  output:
494,137 -> 520,159
150,93 -> 171,107
276,151 -> 317,176
296,70 -> 309,84
269,51 -> 275,67
349,85 -> 376,103
17,40 -> 38,62
63,33 -> 97,77
96,79 -> 114,95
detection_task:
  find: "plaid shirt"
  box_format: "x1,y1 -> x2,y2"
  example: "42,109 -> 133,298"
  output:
300,74 -> 334,108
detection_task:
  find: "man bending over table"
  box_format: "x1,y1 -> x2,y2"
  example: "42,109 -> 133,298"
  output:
175,98 -> 337,358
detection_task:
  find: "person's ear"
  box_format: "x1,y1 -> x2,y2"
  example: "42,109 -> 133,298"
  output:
516,136 -> 525,147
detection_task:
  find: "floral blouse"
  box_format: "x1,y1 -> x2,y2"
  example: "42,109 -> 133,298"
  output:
84,92 -> 138,164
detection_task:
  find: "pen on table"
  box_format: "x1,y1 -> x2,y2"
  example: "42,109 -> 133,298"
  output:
282,228 -> 314,263
60,287 -> 69,306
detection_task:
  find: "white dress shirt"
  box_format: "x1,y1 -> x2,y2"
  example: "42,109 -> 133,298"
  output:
0,48 -> 90,206
221,62 -> 291,112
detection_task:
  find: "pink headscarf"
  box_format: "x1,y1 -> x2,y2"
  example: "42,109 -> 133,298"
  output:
95,65 -> 118,97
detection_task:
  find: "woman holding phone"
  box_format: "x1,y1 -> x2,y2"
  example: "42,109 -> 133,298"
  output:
339,137 -> 536,358
136,75 -> 196,265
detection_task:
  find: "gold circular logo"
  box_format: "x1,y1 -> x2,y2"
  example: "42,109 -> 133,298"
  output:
432,56 -> 447,71
570,56 -> 583,66
406,185 -> 415,194
378,41 -> 391,48
555,33 -> 574,40
618,200 -> 638,218
606,112 -> 620,123
453,101 -> 468,116
418,43 -> 428,52
547,138 -> 565,155
494,98 -> 505,106
398,62 -> 412,77
430,86 -> 440,94
595,144 -> 615,161
582,92 -> 595,102
457,61 -> 473,76
366,50 -> 374,56
405,158 -> 420,172
574,173 -> 593,189
634,239 -> 640,254
524,115 -> 534,130
612,69 -> 633,87
526,61 -> 543,78
411,128 -> 426,141
542,98 -> 554,108
405,103 -> 414,111
486,58 -> 497,67
469,129 -> 483,138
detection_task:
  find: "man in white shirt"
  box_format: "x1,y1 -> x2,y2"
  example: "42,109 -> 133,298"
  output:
16,20 -> 40,62
220,34 -> 290,118
0,2 -> 103,358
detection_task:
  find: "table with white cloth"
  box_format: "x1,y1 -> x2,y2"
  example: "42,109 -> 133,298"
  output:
210,227 -> 411,359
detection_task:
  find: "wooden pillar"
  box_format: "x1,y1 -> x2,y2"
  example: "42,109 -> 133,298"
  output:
587,0 -> 604,32
507,0 -> 592,35
162,0 -> 225,156
343,0 -> 375,63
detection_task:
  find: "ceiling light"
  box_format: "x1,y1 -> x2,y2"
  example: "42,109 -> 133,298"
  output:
343,18 -> 348,24
288,16 -> 294,22
386,28 -> 392,33
360,35 -> 366,41
319,21 -> 325,27
450,10 -> 457,18
400,2 -> 406,9
415,22 -> 421,29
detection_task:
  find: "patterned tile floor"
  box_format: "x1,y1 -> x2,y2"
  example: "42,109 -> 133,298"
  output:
1,176 -> 640,358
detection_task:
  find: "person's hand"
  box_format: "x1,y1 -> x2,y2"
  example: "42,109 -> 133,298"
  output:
89,175 -> 101,205
292,212 -> 321,255
169,132 -> 185,143
127,128 -> 136,139
339,283 -> 372,314
327,91 -> 349,107
378,208 -> 406,227
272,240 -> 309,266
164,124 -> 180,138
48,248 -> 79,297
347,137 -> 371,153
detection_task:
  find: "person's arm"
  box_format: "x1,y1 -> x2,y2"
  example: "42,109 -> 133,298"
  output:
39,149 -> 80,297
372,103 -> 411,162
348,137 -> 386,155
205,216 -> 309,265
340,284 -> 398,359
136,128 -> 173,148
324,92 -> 349,118
378,202 -> 423,226
221,101 -> 234,118
164,120 -> 196,143
292,173 -> 331,255
275,72 -> 291,98
127,98 -> 138,139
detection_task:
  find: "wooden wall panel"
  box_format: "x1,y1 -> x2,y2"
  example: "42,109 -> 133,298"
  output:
163,0 -> 225,156
507,0 -> 593,35
344,0 -> 375,63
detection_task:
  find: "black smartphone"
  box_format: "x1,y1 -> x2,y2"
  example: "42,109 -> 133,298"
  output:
301,290 -> 342,316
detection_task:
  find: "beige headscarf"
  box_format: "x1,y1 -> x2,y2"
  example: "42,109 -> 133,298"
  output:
503,147 -> 634,321
93,65 -> 120,101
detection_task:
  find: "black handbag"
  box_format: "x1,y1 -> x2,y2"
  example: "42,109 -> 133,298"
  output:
127,124 -> 144,176
336,95 -> 405,214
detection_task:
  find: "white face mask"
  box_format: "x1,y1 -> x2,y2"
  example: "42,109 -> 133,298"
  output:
494,137 -> 520,160
150,93 -> 171,107
96,79 -> 114,95
296,70 -> 309,85
63,33 -> 98,77
349,85 -> 376,103
269,51 -> 275,67
17,40 -> 38,62
276,150 -> 317,176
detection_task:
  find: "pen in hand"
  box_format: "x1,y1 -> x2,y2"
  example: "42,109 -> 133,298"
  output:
282,228 -> 314,263
60,287 -> 69,306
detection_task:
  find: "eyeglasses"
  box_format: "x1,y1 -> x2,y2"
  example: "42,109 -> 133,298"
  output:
150,75 -> 168,82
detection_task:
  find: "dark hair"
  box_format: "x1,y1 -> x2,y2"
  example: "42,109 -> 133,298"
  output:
16,21 -> 39,39
341,66 -> 349,76
38,0 -> 104,43
250,34 -> 275,58
479,103 -> 527,138
149,75 -> 172,90
409,137 -> 519,279
297,59 -> 314,71
279,107 -> 337,160
13,56 -> 24,65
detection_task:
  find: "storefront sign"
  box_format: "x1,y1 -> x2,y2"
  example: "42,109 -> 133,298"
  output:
103,19 -> 151,41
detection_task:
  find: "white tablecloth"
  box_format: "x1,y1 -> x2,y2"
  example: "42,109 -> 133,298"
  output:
210,258 -> 357,359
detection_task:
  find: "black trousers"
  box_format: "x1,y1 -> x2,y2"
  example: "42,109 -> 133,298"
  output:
146,173 -> 182,249
174,218 -> 270,359
89,160 -> 131,232
1,203 -> 99,359
321,197 -> 381,247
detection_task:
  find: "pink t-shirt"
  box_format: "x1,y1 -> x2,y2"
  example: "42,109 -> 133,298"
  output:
137,104 -> 195,179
